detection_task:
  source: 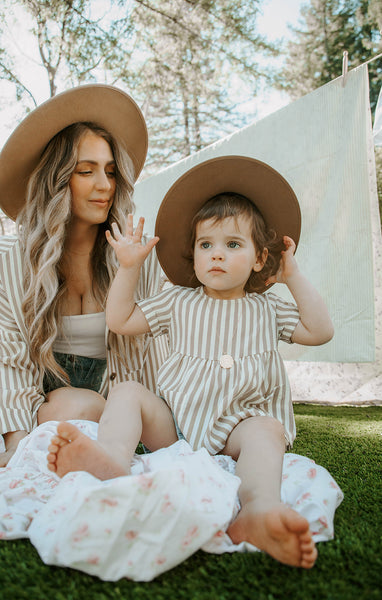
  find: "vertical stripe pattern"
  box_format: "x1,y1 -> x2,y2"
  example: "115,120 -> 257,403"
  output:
138,286 -> 300,454
0,236 -> 168,434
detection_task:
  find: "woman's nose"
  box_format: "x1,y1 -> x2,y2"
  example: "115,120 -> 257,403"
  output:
95,171 -> 112,191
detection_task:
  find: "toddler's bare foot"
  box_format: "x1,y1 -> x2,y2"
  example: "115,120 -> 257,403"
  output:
47,422 -> 128,480
227,502 -> 317,568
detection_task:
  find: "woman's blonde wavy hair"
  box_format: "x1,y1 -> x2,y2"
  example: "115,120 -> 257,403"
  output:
16,122 -> 135,383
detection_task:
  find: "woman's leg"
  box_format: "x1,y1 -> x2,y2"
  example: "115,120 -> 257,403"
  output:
38,387 -> 106,424
223,415 -> 317,568
47,381 -> 178,479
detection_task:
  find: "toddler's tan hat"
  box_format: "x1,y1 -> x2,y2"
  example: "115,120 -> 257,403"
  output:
155,155 -> 301,290
0,84 -> 148,220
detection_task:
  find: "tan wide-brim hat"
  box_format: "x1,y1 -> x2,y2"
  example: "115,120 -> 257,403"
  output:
155,155 -> 301,290
0,84 -> 148,220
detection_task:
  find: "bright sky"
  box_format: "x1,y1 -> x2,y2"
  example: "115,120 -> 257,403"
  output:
257,0 -> 303,41
0,0 -> 304,149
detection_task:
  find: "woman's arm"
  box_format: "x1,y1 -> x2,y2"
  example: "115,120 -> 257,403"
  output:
0,237 -> 47,466
266,236 -> 334,346
105,215 -> 159,336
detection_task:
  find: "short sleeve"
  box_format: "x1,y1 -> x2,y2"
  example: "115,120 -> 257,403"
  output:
265,292 -> 300,344
136,237 -> 165,300
137,285 -> 181,338
0,239 -> 45,434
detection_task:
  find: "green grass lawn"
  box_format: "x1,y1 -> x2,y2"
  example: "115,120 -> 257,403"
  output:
1,405 -> 381,600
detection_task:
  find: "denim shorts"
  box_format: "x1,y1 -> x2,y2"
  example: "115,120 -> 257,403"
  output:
43,352 -> 107,395
172,412 -> 186,441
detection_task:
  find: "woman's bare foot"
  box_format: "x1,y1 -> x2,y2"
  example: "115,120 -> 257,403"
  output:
47,422 -> 128,480
227,501 -> 317,568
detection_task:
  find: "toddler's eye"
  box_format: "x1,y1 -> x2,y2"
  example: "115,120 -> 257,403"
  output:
227,241 -> 240,248
200,242 -> 211,249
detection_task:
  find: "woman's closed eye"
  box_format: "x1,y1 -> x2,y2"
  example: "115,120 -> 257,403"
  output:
75,169 -> 115,179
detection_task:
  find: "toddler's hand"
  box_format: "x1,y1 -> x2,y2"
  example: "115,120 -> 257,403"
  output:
265,236 -> 298,286
105,214 -> 159,269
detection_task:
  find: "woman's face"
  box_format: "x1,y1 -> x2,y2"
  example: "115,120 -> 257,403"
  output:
69,131 -> 116,226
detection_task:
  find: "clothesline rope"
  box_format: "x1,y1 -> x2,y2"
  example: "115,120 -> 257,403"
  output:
342,50 -> 382,78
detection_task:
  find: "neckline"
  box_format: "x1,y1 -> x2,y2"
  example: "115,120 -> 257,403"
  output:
198,286 -> 247,301
61,311 -> 105,319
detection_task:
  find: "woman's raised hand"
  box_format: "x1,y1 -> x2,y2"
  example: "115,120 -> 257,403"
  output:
105,214 -> 159,269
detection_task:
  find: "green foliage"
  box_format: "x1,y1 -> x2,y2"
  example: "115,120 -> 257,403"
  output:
374,146 -> 382,227
109,0 -> 278,171
0,404 -> 381,600
278,0 -> 382,112
18,0 -> 127,96
0,0 -> 278,172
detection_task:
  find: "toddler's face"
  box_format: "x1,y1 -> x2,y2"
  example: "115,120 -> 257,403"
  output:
193,215 -> 265,299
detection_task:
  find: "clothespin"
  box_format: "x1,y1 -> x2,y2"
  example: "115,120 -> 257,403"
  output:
342,51 -> 348,87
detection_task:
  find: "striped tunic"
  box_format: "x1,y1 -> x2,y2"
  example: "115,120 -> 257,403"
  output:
138,285 -> 300,454
0,236 -> 168,435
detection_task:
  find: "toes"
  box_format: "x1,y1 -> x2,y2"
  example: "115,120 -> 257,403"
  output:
299,529 -> 314,544
48,435 -> 68,451
47,452 -> 54,463
48,442 -> 61,454
56,421 -> 81,442
47,460 -> 57,473
284,508 -> 310,534
300,535 -> 315,549
300,542 -> 317,569
49,435 -> 62,447
301,554 -> 317,569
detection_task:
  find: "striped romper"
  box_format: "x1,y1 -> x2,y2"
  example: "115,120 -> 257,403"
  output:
138,285 -> 300,454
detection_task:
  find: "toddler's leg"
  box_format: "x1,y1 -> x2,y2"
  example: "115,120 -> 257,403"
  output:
47,381 -> 177,479
38,387 -> 106,424
223,416 -> 317,568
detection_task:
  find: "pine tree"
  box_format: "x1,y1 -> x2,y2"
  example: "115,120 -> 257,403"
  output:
278,0 -> 382,111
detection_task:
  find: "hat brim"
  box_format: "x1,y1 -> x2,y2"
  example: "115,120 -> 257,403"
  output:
155,155 -> 301,291
0,84 -> 148,220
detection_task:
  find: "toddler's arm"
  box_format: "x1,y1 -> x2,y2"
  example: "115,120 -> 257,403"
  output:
266,236 -> 334,346
105,214 -> 159,335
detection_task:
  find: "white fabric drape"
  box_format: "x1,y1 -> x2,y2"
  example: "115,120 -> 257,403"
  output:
0,421 -> 343,582
373,84 -> 382,146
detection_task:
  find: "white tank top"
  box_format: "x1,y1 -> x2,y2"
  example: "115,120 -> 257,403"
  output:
53,312 -> 106,359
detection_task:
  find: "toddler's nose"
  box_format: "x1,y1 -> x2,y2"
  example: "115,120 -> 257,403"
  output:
212,247 -> 224,260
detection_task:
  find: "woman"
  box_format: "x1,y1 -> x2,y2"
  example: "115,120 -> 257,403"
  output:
0,84 -> 168,466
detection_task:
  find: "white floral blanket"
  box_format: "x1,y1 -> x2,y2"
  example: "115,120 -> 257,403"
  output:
0,421 -> 343,581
